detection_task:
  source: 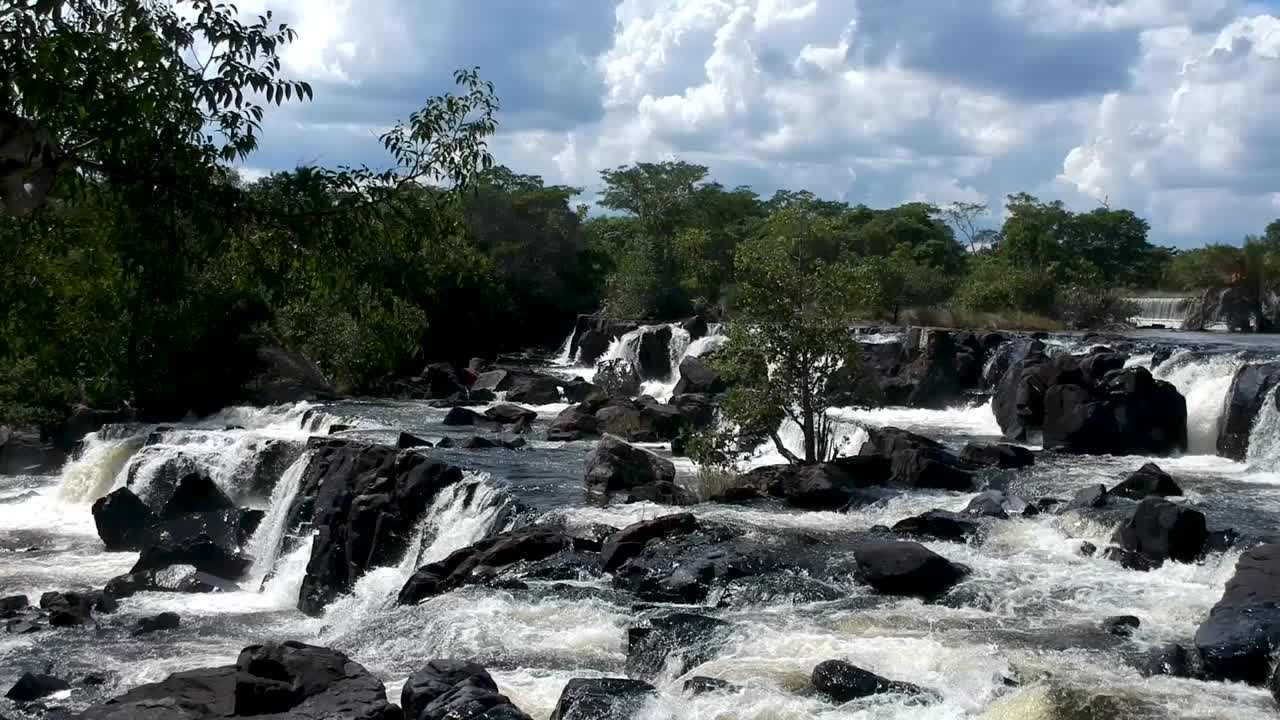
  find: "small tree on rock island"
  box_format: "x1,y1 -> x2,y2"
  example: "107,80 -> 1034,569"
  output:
690,204 -> 880,467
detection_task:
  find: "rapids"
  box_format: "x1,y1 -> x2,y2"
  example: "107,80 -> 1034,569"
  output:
3,331 -> 1280,718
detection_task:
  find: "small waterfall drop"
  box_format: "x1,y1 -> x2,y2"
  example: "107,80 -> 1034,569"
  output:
1129,296 -> 1193,328
57,431 -> 146,502
1247,387 -> 1280,470
244,451 -> 314,588
1154,351 -> 1244,455
552,329 -> 576,366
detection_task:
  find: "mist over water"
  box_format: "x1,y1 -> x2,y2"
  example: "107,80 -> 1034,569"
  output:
4,334 -> 1280,719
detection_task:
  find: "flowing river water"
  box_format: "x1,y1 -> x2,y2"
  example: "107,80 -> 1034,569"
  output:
2,329 -> 1280,719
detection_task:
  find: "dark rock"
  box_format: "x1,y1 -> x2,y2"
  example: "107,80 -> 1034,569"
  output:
1079,352 -> 1128,387
679,315 -> 710,341
904,329 -> 966,409
683,677 -> 737,696
548,678 -> 657,720
672,356 -> 726,395
484,404 -> 537,426
82,674 -> 109,686
583,435 -> 676,505
1195,543 -> 1280,684
162,472 -> 235,519
471,370 -> 509,393
548,404 -> 599,441
1065,484 -> 1108,511
626,613 -> 732,680
594,359 -> 642,397
423,362 -> 468,399
506,373 -> 562,405
595,400 -> 684,442
106,566 -> 240,598
1111,463 -> 1182,500
624,481 -> 697,507
892,510 -> 982,541
328,424 -> 352,435
40,591 -> 100,626
710,573 -> 844,607
1205,528 -> 1240,554
442,407 -> 486,427
6,672 -> 70,702
1140,643 -> 1205,679
401,659 -> 532,720
397,432 -> 432,450
571,313 -> 640,366
131,535 -> 251,580
1042,383 -> 1120,454
854,541 -> 967,598
859,426 -> 944,458
563,378 -> 604,404
888,448 -> 976,491
1079,541 -> 1097,557
292,439 -> 465,616
398,527 -> 578,605
636,325 -> 675,379
459,436 -> 500,450
1217,362 -> 1280,460
1102,547 -> 1157,572
811,660 -> 929,702
983,338 -> 1046,390
0,425 -> 66,475
6,619 -> 41,634
960,443 -> 1034,469
91,488 -> 158,551
600,514 -> 699,572
134,611 -> 181,635
964,490 -> 1034,519
759,462 -> 869,510
667,393 -> 715,429
1112,498 -> 1207,565
0,594 -> 28,613
609,525 -> 771,604
1103,615 -> 1140,637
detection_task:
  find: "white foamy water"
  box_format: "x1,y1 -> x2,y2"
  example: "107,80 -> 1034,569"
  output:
58,431 -> 146,502
243,452 -> 313,588
1247,386 -> 1280,471
1154,351 -> 1245,455
552,328 -> 576,366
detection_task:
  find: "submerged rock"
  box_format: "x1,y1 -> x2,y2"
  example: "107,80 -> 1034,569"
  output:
854,540 -> 967,598
401,659 -> 532,720
549,678 -> 659,720
960,442 -> 1035,469
626,613 -> 732,680
134,611 -> 181,635
811,660 -> 931,702
1111,498 -> 1207,566
398,527 -> 581,605
6,672 -> 70,702
1110,463 -> 1182,500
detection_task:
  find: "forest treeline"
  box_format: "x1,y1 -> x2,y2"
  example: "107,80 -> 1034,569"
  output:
3,1 -> 1279,429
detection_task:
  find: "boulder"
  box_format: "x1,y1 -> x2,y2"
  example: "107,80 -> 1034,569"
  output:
1102,547 -> 1158,572
811,660 -> 929,702
39,590 -> 109,626
888,448 -> 976,491
92,488 -> 158,551
600,514 -> 699,572
594,359 -> 642,397
549,678 -> 658,720
1042,384 -> 1119,454
506,373 -> 561,405
1102,615 -> 1140,637
624,480 -> 697,506
595,400 -> 684,442
397,432 -> 432,450
0,594 -> 28,614
859,426 -> 945,458
134,611 -> 181,635
0,425 -> 65,475
471,370 -> 509,393
767,463 -> 867,510
401,659 -> 532,720
672,356 -> 726,395
131,535 -> 251,580
106,565 -> 239,598
484,404 -> 537,426
1065,484 -> 1108,511
1112,498 -> 1207,566
904,329 -> 965,409
964,490 -> 1035,519
959,442 -> 1034,469
1195,543 -> 1280,684
243,346 -> 337,406
1217,362 -> 1280,460
626,613 -> 732,680
982,338 -> 1046,389
610,525 -> 772,604
570,313 -> 639,366
679,315 -> 710,341
162,472 -> 235,519
563,378 -> 604,404
398,527 -> 580,605
636,325 -> 675,379
667,393 -> 715,428
583,435 -> 676,505
292,439 -> 464,616
81,641 -> 397,720
892,510 -> 982,541
547,404 -> 599,442
6,672 -> 70,702
1111,463 -> 1182,500
442,406 -> 487,427
854,541 -> 967,598
423,362 -> 468,399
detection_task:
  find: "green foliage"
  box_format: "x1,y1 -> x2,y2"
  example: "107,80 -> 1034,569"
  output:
954,255 -> 1057,315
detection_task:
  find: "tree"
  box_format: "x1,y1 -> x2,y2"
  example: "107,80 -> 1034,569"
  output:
942,201 -> 990,253
696,204 -> 876,465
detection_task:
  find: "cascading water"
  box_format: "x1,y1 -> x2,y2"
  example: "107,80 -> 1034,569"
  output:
1247,386 -> 1280,470
1153,351 -> 1245,455
596,323 -> 722,402
57,431 -> 146,502
1129,296 -> 1193,328
552,329 -> 576,366
243,452 -> 314,589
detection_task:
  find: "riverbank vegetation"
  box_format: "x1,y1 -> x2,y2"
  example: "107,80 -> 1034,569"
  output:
3,1 -> 1280,430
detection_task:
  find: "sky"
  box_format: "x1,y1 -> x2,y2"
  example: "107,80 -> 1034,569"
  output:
236,0 -> 1280,248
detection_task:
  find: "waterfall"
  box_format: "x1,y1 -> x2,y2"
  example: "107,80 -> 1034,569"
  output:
1247,387 -> 1280,470
552,329 -> 577,366
243,451 -> 314,589
597,323 -> 725,401
1129,297 -> 1193,328
1153,351 -> 1244,455
57,430 -> 147,502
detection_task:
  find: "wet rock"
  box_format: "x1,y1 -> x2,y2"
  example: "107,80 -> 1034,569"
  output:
134,611 -> 181,635
82,674 -> 109,686
710,573 -> 844,607
106,565 -> 240,598
903,329 -> 967,409
484,404 -> 537,426
563,378 -> 604,404
1078,542 -> 1097,557
583,435 -> 676,505
442,407 -> 487,427
1064,484 -> 1108,511
635,325 -> 675,380
600,514 -> 699,572
667,393 -> 715,429
570,313 -> 639,366
6,672 -> 70,702
736,462 -> 877,510
39,590 -> 111,626
91,488 -> 159,551
811,660 -> 930,702
1101,546 -> 1157,572
892,510 -> 982,541
1111,463 -> 1182,500
859,426 -> 945,458
983,338 -> 1046,390
161,472 -> 235,519
595,359 -> 642,398
624,480 -> 697,507
397,432 -> 432,450
6,619 -> 41,634
683,677 -> 738,695
1217,362 -> 1280,460
506,373 -> 562,405
626,613 -> 732,680
131,535 -> 251,581
155,507 -> 263,551
854,540 -> 967,598
0,594 -> 28,614
1195,543 -> 1280,684
960,443 -> 1035,470
401,659 -> 532,720
547,403 -> 599,441
672,356 -> 726,395
594,399 -> 684,442
1140,643 -> 1205,679
888,447 -> 976,491
1205,528 -> 1240,554
1112,498 -> 1207,565
549,678 -> 658,720
292,439 -> 465,616
398,527 -> 579,605
611,525 -> 773,604
1103,615 -> 1140,637
964,490 -> 1034,519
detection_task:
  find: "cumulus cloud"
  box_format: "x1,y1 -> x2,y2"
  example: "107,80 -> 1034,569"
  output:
238,0 -> 1280,246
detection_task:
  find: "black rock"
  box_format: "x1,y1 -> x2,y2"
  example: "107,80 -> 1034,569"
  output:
442,407 -> 486,427
1065,484 -> 1108,511
131,535 -> 251,581
1112,498 -> 1207,565
401,659 -> 532,720
1140,643 -> 1205,679
624,480 -> 697,507
892,510 -> 982,541
811,660 -> 930,702
1102,546 -> 1157,572
397,432 -> 432,450
1217,362 -> 1280,460
963,490 -> 1034,519
595,359 -> 642,398
600,514 -> 699,572
548,678 -> 658,720
91,488 -> 158,551
6,672 -> 70,702
1195,543 -> 1280,684
105,565 -> 241,598
505,373 -> 562,405
0,595 -> 28,614
854,541 -> 967,598
1111,463 -> 1182,500
6,619 -> 41,634
563,378 -> 604,404
133,611 -> 181,636
484,404 -> 537,426
398,527 -> 579,606
162,472 -> 235,519
583,435 -> 676,505
960,442 -> 1035,469
1103,615 -> 1140,637
887,448 -> 975,491
672,356 -> 726,396
683,677 -> 738,695
626,613 -> 732,680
